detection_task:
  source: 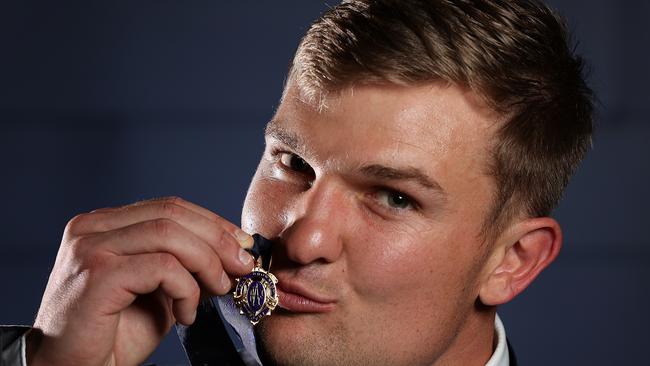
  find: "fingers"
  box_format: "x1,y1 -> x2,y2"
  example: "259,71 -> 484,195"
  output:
69,197 -> 254,249
86,218 -> 250,294
90,252 -> 202,325
137,197 -> 250,243
31,197 -> 253,366
64,197 -> 256,298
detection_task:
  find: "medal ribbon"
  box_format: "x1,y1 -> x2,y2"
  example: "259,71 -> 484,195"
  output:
177,234 -> 275,366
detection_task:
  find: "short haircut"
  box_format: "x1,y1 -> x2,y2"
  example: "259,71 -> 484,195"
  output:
286,0 -> 594,237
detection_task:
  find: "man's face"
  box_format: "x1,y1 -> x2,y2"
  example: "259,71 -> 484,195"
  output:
241,82 -> 500,365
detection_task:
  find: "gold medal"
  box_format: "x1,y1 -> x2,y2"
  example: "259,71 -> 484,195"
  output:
233,258 -> 279,325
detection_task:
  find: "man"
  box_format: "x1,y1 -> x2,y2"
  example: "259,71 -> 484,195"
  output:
1,0 -> 592,365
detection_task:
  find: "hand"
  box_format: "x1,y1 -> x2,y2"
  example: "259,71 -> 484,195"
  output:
27,197 -> 255,366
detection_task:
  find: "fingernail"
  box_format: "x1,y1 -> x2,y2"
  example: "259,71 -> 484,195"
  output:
221,271 -> 232,291
238,247 -> 253,267
233,229 -> 253,249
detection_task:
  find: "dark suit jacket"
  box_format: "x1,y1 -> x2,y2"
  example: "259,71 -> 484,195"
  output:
0,326 -> 30,366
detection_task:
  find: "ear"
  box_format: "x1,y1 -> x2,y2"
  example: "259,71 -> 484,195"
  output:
478,217 -> 562,306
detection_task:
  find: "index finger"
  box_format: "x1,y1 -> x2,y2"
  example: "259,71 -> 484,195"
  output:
136,197 -> 254,247
79,197 -> 254,249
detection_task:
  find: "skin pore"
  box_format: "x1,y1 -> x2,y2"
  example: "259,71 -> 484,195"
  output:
240,81 -> 515,365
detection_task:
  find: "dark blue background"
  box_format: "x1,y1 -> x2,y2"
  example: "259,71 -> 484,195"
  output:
1,1 -> 648,365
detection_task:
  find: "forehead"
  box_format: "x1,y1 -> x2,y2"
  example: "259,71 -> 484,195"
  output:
274,83 -> 499,178
270,82 -> 501,223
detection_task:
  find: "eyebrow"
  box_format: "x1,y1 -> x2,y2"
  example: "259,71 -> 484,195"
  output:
265,120 -> 446,196
359,164 -> 446,195
265,120 -> 303,153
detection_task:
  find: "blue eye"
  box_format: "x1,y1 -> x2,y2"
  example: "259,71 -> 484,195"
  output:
375,190 -> 413,210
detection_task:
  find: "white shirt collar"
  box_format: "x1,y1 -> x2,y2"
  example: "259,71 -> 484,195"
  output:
485,314 -> 510,366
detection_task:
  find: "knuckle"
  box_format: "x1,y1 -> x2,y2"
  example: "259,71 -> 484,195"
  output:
150,218 -> 178,238
65,213 -> 90,234
214,228 -> 235,250
67,237 -> 112,274
156,252 -> 180,271
215,227 -> 228,245
160,202 -> 182,221
67,235 -> 86,253
164,196 -> 184,205
65,235 -> 94,259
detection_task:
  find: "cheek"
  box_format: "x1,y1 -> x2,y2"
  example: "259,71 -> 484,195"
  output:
346,224 -> 480,307
344,226 -> 432,300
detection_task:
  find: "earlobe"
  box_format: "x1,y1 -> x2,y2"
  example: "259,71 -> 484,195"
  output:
478,217 -> 562,306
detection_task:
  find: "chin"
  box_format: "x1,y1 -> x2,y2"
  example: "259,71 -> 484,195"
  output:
255,312 -> 352,366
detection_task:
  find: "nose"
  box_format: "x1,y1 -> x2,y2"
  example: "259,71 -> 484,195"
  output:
279,178 -> 346,265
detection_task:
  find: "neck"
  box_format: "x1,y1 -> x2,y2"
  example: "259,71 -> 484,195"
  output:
433,306 -> 497,366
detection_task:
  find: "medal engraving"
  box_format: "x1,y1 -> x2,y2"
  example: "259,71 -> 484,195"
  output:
233,266 -> 278,325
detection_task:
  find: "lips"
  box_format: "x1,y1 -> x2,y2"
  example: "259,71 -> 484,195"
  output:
275,278 -> 336,313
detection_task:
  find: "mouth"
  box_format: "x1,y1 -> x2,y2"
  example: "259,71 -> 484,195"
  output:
276,279 -> 336,313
